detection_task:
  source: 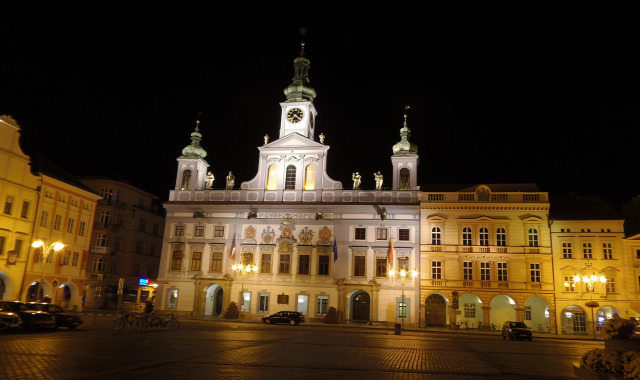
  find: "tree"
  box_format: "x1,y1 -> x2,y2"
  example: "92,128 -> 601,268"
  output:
223,301 -> 240,319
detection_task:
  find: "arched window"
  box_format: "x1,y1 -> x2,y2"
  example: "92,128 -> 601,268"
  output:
304,165 -> 316,190
181,170 -> 191,190
431,226 -> 441,245
528,227 -> 539,247
462,227 -> 472,246
266,165 -> 278,190
285,165 -> 296,190
496,227 -> 506,246
479,227 -> 489,246
400,168 -> 410,190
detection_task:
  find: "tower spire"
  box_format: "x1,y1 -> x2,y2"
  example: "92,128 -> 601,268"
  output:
180,113 -> 208,159
283,29 -> 316,102
393,105 -> 418,156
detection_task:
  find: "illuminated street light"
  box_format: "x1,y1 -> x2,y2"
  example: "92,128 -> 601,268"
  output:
389,267 -> 418,330
569,260 -> 607,339
232,262 -> 258,304
32,240 -> 64,302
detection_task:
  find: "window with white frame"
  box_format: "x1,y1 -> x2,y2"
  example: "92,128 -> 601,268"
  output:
431,226 -> 441,245
530,263 -> 541,283
240,292 -> 250,312
97,234 -> 109,247
40,211 -> 49,227
54,215 -> 62,230
298,254 -> 310,275
564,276 -> 575,291
279,253 -> 291,274
354,227 -> 366,241
190,251 -> 202,271
210,251 -> 222,272
175,225 -> 185,237
398,228 -> 410,241
376,228 -> 388,240
259,293 -> 269,312
4,196 -> 13,215
397,256 -> 408,270
20,201 -> 29,218
72,252 -> 79,266
285,165 -> 296,190
479,227 -> 489,246
464,303 -> 476,318
524,306 -> 532,320
528,227 -> 539,247
397,298 -> 408,318
462,227 -> 472,245
583,243 -> 593,258
171,250 -> 182,270
480,262 -> 490,281
497,262 -> 508,282
317,296 -> 329,316
79,221 -> 86,236
353,255 -> 365,277
376,256 -> 387,277
432,260 -> 442,279
194,225 -> 205,237
92,258 -> 104,272
214,226 -> 224,237
496,227 -> 506,246
260,253 -> 272,273
606,277 -> 615,293
602,243 -> 613,259
463,261 -> 473,280
67,218 -> 75,233
562,242 -> 573,258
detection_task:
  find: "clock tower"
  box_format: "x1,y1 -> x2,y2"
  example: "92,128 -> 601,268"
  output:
279,42 -> 317,140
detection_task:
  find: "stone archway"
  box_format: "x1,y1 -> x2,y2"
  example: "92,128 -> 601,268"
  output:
425,293 -> 447,326
205,284 -> 224,317
524,296 -> 551,333
350,290 -> 370,322
561,305 -> 588,334
489,295 -> 516,328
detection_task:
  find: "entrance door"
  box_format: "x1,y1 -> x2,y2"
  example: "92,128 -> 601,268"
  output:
352,292 -> 370,322
425,294 -> 447,326
214,287 -> 223,316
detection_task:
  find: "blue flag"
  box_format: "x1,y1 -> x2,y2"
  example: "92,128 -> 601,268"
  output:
333,239 -> 338,262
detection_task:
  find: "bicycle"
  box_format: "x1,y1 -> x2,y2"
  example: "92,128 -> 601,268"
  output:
149,312 -> 180,331
114,312 -> 147,332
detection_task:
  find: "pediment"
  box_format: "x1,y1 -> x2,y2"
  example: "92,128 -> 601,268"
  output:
519,214 -> 543,222
559,265 -> 579,271
458,215 -> 510,222
426,213 -> 448,222
261,132 -> 325,150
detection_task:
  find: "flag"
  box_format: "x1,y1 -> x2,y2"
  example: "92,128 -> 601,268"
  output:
388,239 -> 394,269
230,234 -> 236,259
333,239 -> 338,262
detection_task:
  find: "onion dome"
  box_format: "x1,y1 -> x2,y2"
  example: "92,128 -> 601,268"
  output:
392,108 -> 418,156
283,42 -> 317,102
180,119 -> 208,159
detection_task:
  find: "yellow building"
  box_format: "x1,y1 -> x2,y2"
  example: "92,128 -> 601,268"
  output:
0,115 -> 40,301
420,184 -> 555,333
23,155 -> 100,311
550,195 -> 632,337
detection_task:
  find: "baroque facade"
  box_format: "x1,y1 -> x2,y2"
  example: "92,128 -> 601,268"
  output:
156,43 -> 422,326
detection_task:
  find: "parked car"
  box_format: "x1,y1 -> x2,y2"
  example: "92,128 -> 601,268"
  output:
502,321 -> 532,341
261,311 -> 305,325
0,309 -> 22,332
23,302 -> 83,329
0,301 -> 56,330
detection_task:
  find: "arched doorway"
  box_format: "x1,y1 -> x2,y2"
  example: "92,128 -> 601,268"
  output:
596,305 -> 620,332
561,305 -> 588,334
525,296 -> 551,332
0,275 -> 6,300
205,284 -> 224,317
458,293 -> 483,329
26,281 -> 50,302
489,295 -> 516,328
351,291 -> 370,322
425,293 -> 447,326
55,284 -> 72,308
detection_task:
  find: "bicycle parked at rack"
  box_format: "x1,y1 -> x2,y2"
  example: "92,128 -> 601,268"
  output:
113,312 -> 148,332
149,312 -> 180,331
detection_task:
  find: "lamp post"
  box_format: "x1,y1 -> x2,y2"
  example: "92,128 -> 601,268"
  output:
389,267 -> 418,330
569,260 -> 607,339
232,262 -> 258,305
32,240 -> 64,302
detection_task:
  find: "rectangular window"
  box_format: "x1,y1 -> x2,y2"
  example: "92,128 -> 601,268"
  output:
53,215 -> 62,230
117,214 -> 124,226
92,258 -> 104,272
67,218 -> 75,233
240,292 -> 250,312
397,299 -> 407,318
298,254 -> 310,275
318,255 -> 329,275
297,295 -> 309,315
463,261 -> 473,280
214,226 -> 225,237
171,251 -> 183,270
210,251 -> 222,272
194,225 -> 205,237
496,228 -> 506,246
97,234 -> 109,247
259,294 -> 269,312
175,225 -> 184,237
480,262 -> 490,281
279,254 -> 291,274
464,303 -> 476,318
583,243 -> 593,258
166,289 -> 178,309
260,253 -> 272,273
376,256 -> 388,277
564,276 -> 575,291
62,251 -> 70,265
432,260 -> 442,279
14,239 -> 23,257
133,263 -> 141,275
40,211 -> 49,227
603,243 -> 613,259
524,306 -> 532,321
110,260 -> 119,273
637,249 -> 640,260
462,228 -> 472,245
4,196 -> 13,214
353,255 -> 365,277
147,265 -> 154,278
79,221 -> 86,236
0,236 -> 5,255
562,243 -> 573,258
530,263 -> 541,283
397,256 -> 408,270
376,228 -> 388,240
317,296 -> 328,316
191,251 -> 202,271
20,201 -> 29,218
497,262 -> 508,282
354,227 -> 366,241
398,228 -> 410,241
72,252 -> 79,266
606,277 -> 615,293
135,241 -> 144,254
138,219 -> 146,232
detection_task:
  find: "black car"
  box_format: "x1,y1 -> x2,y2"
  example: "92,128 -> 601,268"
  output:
261,311 -> 305,325
502,321 -> 532,341
0,309 -> 22,332
0,301 -> 56,330
24,302 -> 83,329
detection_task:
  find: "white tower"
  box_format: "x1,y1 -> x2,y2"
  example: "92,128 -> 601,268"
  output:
391,108 -> 419,190
174,120 -> 209,190
279,42 -> 317,140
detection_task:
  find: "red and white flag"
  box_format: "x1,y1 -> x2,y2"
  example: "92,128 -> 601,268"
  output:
230,234 -> 236,260
388,239 -> 394,270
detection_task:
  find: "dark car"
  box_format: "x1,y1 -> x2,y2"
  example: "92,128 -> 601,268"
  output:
24,302 -> 83,329
0,301 -> 56,330
261,311 -> 305,325
502,321 -> 532,341
0,309 -> 22,332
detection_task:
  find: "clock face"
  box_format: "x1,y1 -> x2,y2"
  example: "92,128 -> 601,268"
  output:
287,108 -> 304,123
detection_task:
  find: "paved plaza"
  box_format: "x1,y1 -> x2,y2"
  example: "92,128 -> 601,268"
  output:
0,315 -> 601,379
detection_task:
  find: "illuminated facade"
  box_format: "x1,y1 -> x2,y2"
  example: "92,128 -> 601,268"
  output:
156,43 -> 422,326
0,116 -> 40,301
80,178 -> 165,311
420,184 -> 556,332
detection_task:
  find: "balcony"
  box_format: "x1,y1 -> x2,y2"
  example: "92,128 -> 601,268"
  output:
481,281 -> 491,288
460,246 -> 473,253
498,282 -> 509,289
463,281 -> 474,287
93,221 -> 120,231
431,280 -> 443,287
91,246 -> 109,254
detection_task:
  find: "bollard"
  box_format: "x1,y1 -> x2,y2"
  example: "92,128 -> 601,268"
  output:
394,323 -> 401,335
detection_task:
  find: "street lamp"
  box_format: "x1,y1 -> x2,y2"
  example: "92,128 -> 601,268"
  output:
32,240 -> 64,302
569,260 -> 607,339
389,267 -> 418,330
232,262 -> 258,305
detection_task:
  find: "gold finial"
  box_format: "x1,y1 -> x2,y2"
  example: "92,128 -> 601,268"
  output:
196,111 -> 202,131
404,105 -> 410,120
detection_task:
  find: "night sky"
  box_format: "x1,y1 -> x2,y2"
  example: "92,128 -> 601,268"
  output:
1,11 -> 638,209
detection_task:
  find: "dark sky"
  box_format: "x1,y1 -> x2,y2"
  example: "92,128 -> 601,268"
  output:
1,11 -> 639,209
